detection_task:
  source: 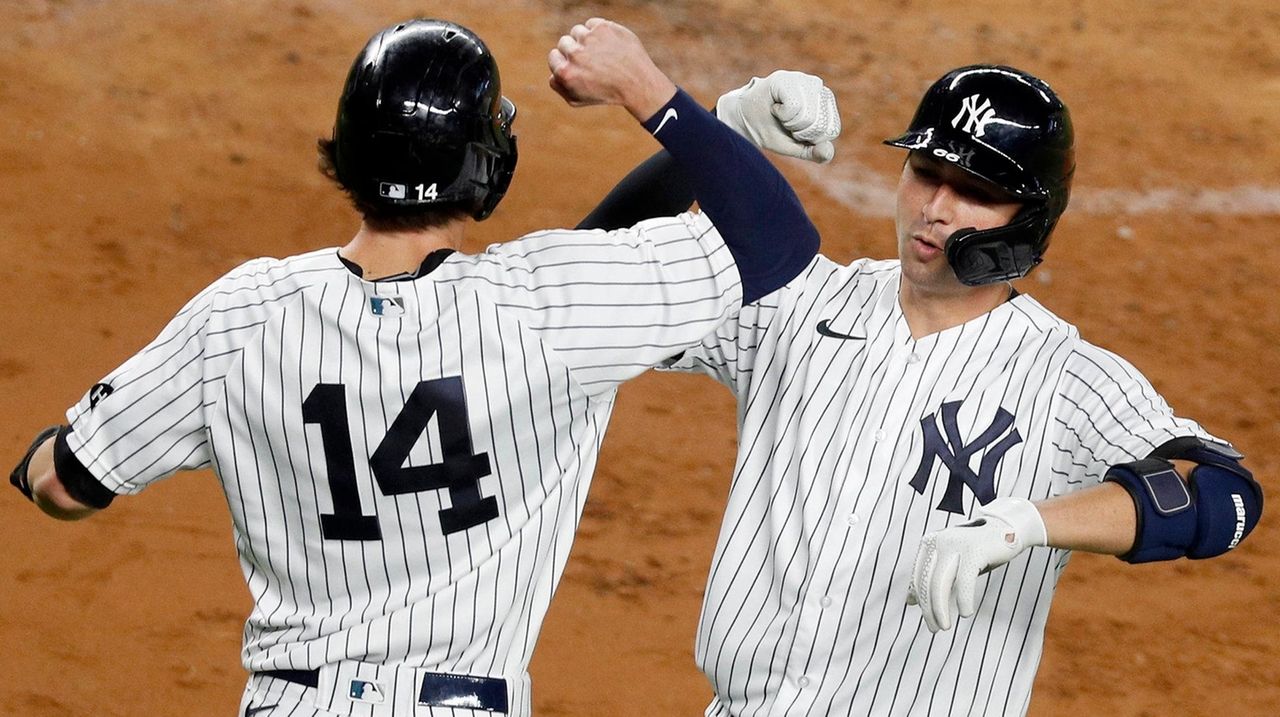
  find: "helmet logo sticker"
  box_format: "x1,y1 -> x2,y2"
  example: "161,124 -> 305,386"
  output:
414,182 -> 439,201
952,95 -> 1000,138
379,182 -> 407,200
951,94 -> 1032,139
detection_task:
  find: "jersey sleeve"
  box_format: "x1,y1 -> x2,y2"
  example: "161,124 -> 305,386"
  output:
453,211 -> 742,393
659,297 -> 775,397
1048,343 -> 1222,487
661,254 -> 829,397
62,281 -> 219,496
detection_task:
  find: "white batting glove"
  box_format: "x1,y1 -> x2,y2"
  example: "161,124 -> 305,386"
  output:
715,70 -> 841,163
906,497 -> 1048,633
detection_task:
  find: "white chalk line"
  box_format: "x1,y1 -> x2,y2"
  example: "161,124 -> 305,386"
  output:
796,160 -> 1280,217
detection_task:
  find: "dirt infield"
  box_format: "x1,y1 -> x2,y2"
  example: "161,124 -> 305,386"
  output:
2,1 -> 1277,715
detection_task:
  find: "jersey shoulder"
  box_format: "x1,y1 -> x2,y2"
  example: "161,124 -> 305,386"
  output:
773,254 -> 900,308
183,248 -> 346,334
202,249 -> 343,304
464,210 -> 713,264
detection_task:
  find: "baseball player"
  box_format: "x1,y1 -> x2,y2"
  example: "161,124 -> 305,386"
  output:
7,17 -> 840,717
594,65 -> 1264,715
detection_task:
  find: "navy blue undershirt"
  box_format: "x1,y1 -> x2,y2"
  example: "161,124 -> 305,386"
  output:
618,88 -> 819,305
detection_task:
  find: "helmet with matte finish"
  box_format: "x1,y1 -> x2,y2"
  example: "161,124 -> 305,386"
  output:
884,65 -> 1074,285
331,19 -> 517,221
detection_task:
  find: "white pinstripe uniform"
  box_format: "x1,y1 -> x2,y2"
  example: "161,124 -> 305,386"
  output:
665,256 -> 1222,717
63,212 -> 741,716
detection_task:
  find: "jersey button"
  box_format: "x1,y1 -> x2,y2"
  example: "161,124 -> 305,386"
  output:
906,352 -> 921,364
873,429 -> 886,441
819,596 -> 833,608
797,676 -> 811,688
846,513 -> 860,526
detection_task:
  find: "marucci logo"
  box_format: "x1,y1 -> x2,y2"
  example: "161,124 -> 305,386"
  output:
1229,493 -> 1247,549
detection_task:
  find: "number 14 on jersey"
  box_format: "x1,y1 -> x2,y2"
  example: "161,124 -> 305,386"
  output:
301,376 -> 499,541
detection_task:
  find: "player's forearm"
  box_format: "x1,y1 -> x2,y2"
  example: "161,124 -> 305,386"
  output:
1034,481 -> 1136,555
640,89 -> 819,303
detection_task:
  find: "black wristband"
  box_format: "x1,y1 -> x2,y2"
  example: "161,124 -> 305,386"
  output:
9,425 -> 63,502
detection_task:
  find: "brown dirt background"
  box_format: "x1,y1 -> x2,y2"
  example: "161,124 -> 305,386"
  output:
2,0 -> 1278,715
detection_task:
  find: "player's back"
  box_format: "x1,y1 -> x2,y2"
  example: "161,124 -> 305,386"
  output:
62,211 -> 742,714
202,247 -> 608,679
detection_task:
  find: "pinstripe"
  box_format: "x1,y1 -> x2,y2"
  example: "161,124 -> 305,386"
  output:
57,212 -> 741,710
662,258 -> 1222,716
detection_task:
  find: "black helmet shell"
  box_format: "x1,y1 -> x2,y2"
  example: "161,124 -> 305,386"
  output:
885,65 -> 1074,285
332,19 -> 518,221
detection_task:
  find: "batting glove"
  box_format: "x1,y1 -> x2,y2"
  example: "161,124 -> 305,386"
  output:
907,497 -> 1048,633
716,70 -> 841,163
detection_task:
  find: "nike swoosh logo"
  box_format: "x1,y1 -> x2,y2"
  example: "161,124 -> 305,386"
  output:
244,704 -> 278,717
654,107 -> 679,135
816,319 -> 865,340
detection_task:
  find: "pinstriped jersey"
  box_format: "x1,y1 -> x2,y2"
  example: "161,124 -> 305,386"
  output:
63,212 -> 740,685
664,256 -> 1220,717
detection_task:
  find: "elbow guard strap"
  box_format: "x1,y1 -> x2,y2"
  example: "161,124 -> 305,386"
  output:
1105,449 -> 1263,563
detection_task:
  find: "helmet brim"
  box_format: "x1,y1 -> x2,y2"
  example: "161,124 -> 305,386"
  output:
884,128 -> 1046,202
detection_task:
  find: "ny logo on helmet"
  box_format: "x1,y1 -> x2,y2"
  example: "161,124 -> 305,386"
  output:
951,94 -> 1037,140
909,401 -> 1023,514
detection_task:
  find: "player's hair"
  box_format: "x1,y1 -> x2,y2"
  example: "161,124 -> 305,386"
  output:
316,138 -> 467,231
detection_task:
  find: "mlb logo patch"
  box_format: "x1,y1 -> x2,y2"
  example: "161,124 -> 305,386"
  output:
379,182 -> 407,199
349,679 -> 386,704
370,296 -> 405,317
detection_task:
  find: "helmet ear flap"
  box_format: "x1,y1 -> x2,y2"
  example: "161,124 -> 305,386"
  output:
944,205 -> 1050,286
472,133 -> 518,220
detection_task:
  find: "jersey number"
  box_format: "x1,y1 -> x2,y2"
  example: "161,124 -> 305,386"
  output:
301,377 -> 498,541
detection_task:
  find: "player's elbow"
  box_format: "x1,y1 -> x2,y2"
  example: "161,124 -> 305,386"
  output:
31,468 -> 100,521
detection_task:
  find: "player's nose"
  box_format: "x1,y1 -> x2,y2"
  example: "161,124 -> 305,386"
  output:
921,183 -> 959,225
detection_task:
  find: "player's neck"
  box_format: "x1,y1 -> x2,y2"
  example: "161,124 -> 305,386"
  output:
340,219 -> 467,281
898,280 -> 1013,339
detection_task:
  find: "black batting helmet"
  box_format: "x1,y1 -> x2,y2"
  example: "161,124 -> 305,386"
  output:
884,65 -> 1074,285
330,19 -> 517,221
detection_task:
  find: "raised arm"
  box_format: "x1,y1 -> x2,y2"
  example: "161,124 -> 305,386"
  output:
549,19 -> 820,304
577,71 -> 840,235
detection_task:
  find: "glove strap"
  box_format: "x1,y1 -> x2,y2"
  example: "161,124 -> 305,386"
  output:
977,496 -> 1048,549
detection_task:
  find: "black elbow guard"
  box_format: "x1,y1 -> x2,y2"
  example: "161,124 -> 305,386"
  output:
1105,439 -> 1262,563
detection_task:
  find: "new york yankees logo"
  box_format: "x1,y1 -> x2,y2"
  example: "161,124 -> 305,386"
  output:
909,401 -> 1023,514
952,94 -> 999,138
951,93 -> 1037,140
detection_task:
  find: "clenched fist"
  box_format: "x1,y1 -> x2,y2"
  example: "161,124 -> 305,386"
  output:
547,18 -> 676,120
